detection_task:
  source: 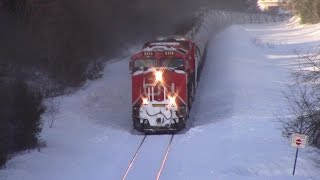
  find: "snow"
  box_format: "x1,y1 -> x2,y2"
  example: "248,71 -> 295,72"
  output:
1,19 -> 320,180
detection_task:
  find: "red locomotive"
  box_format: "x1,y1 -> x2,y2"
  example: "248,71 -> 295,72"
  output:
130,36 -> 205,133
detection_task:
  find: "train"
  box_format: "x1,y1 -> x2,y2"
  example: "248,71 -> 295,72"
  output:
128,9 -> 212,133
129,34 -> 209,133
129,13 -> 212,133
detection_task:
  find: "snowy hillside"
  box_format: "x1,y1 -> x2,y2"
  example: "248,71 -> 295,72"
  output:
1,18 -> 320,180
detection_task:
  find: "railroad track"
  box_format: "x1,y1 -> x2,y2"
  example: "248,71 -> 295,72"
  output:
121,134 -> 174,180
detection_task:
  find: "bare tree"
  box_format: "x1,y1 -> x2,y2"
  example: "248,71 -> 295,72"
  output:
293,0 -> 320,23
45,97 -> 60,128
281,49 -> 320,148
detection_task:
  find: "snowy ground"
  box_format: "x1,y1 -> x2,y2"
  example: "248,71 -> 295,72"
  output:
1,19 -> 320,180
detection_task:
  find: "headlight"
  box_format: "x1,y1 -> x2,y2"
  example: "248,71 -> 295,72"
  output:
168,96 -> 176,107
155,71 -> 163,82
142,97 -> 149,105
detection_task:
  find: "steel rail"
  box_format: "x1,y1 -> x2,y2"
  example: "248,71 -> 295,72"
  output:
156,134 -> 174,180
121,135 -> 147,180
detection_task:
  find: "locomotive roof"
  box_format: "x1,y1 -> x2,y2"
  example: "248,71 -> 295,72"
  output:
130,36 -> 195,58
143,36 -> 192,51
145,36 -> 191,45
155,35 -> 189,41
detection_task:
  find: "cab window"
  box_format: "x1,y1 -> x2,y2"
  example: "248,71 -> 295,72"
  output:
161,59 -> 184,69
134,59 -> 157,71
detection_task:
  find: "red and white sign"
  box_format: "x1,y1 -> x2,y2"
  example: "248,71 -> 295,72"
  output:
291,133 -> 308,149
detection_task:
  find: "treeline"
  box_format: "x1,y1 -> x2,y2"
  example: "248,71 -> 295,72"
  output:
293,0 -> 320,23
281,52 -> 320,150
0,78 -> 44,166
0,0 -> 255,167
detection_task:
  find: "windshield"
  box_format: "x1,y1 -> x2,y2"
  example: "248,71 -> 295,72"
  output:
161,59 -> 184,69
134,59 -> 157,70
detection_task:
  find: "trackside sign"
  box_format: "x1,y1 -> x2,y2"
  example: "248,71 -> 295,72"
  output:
291,133 -> 308,149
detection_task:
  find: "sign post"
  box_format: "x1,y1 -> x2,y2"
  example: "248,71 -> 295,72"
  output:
290,133 -> 308,175
292,148 -> 299,175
